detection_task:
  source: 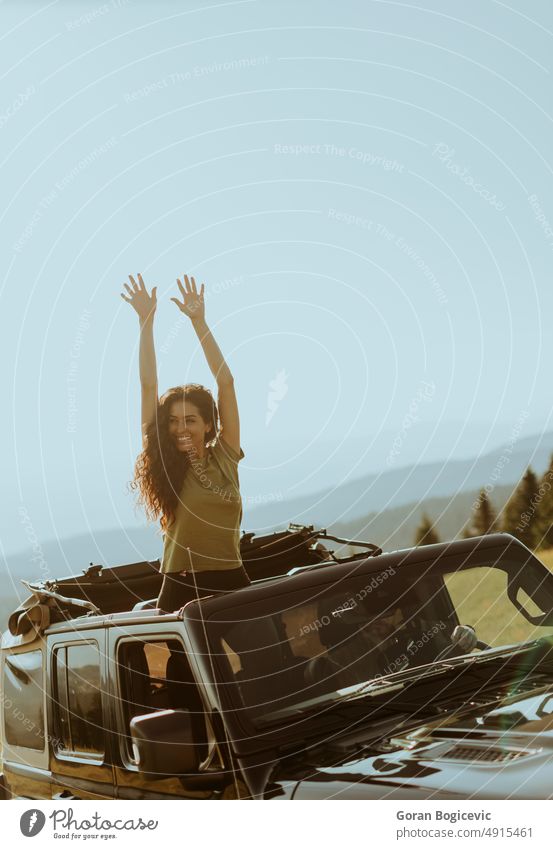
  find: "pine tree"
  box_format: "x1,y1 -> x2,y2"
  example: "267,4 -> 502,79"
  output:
460,523 -> 473,540
463,489 -> 499,538
414,513 -> 440,546
533,454 -> 553,550
501,466 -> 540,549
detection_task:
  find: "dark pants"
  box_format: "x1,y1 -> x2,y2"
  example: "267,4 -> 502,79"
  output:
157,565 -> 251,613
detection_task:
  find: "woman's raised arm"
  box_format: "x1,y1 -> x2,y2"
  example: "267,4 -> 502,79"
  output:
120,273 -> 158,446
171,274 -> 240,455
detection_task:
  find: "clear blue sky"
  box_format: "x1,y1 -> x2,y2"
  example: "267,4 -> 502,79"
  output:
2,0 -> 553,553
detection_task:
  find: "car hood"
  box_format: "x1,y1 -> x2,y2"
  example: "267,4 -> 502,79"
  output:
268,681 -> 553,799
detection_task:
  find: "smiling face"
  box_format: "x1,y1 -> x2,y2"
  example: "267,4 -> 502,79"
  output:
167,400 -> 213,456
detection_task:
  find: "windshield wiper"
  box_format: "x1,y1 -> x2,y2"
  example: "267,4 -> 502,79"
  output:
340,641 -> 543,702
256,693 -> 413,729
255,641 -> 550,727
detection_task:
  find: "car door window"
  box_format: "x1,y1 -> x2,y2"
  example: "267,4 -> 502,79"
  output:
53,642 -> 104,758
3,650 -> 44,750
117,639 -> 207,762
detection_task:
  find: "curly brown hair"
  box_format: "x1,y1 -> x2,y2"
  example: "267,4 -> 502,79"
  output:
129,384 -> 219,532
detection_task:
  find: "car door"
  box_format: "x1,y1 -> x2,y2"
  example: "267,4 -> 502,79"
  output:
107,625 -> 217,799
47,628 -> 116,799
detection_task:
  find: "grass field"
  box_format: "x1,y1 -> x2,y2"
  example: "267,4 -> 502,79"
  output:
443,547 -> 553,648
537,548 -> 553,571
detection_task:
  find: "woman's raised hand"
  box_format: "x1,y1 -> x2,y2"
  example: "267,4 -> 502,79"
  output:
171,274 -> 205,323
120,273 -> 157,322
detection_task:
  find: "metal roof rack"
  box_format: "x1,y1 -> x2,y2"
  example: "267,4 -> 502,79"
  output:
240,523 -> 382,580
20,580 -> 102,616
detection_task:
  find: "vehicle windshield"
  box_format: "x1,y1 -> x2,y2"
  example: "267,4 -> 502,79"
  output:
206,555 -> 553,728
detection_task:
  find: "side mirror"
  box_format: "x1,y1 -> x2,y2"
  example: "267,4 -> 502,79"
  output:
130,709 -> 200,780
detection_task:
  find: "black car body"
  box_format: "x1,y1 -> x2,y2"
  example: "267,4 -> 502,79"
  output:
2,528 -> 553,800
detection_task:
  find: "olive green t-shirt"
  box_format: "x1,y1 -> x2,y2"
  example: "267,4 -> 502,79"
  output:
160,436 -> 245,574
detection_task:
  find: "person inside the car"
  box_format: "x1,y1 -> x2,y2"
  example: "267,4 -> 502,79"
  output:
280,601 -> 385,691
121,272 -> 250,612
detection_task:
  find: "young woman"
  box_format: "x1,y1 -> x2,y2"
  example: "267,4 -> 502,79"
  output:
121,272 -> 250,612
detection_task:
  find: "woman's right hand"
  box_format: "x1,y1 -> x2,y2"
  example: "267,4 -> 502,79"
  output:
120,273 -> 157,322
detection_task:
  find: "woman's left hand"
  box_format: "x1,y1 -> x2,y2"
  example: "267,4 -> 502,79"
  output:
171,274 -> 205,322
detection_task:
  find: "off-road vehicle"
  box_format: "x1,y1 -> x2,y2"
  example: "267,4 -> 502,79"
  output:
2,525 -> 553,800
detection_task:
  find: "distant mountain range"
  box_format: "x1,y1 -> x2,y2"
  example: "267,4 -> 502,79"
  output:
331,482 -> 517,555
243,430 -> 553,532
